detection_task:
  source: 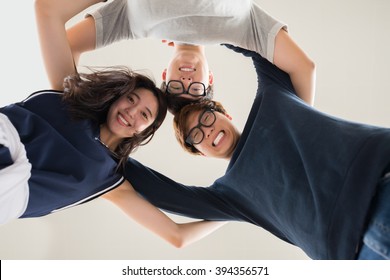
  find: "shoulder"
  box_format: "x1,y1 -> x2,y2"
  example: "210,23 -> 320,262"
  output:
22,89 -> 63,103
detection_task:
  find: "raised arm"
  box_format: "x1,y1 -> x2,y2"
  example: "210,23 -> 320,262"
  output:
102,180 -> 226,248
34,0 -> 103,90
66,8 -> 98,66
273,29 -> 316,106
66,0 -> 132,66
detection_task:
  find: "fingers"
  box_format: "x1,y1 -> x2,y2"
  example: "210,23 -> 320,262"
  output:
161,40 -> 175,47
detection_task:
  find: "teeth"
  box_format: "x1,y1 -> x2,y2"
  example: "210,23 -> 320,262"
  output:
118,114 -> 129,126
213,131 -> 224,146
179,67 -> 196,72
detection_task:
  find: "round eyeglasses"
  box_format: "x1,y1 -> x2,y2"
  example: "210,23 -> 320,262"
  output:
166,80 -> 207,97
185,109 -> 216,146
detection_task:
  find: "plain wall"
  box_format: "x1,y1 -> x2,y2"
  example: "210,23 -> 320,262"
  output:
0,0 -> 389,259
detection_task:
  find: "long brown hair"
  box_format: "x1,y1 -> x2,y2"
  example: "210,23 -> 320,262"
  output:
62,66 -> 167,168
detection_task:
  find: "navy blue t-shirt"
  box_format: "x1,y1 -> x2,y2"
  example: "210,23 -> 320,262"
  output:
124,46 -> 390,259
1,90 -> 124,217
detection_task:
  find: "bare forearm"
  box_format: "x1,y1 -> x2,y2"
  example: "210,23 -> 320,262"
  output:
176,221 -> 227,248
34,0 -> 103,89
103,182 -> 227,249
34,0 -> 102,23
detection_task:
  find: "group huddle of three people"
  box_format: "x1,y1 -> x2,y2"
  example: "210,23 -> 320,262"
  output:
1,0 -> 389,260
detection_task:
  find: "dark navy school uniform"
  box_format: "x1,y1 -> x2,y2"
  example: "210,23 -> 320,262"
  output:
0,90 -> 124,218
123,45 -> 390,259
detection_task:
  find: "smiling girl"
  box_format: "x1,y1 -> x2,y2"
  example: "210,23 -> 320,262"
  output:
0,0 -> 225,248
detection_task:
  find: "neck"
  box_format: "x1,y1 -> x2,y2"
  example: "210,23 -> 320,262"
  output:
99,124 -> 120,151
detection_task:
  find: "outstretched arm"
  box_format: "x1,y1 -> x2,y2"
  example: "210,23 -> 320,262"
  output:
34,0 -> 103,90
273,29 -> 316,106
102,180 -> 226,248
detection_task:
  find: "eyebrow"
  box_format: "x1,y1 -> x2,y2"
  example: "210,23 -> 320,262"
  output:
131,92 -> 153,118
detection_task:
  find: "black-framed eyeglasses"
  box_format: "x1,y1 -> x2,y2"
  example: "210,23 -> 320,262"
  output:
166,80 -> 207,97
185,109 -> 216,146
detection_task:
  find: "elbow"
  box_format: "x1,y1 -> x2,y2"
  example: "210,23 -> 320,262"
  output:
304,57 -> 316,76
169,235 -> 186,249
309,59 -> 316,75
167,227 -> 188,249
172,242 -> 185,249
307,58 -> 317,105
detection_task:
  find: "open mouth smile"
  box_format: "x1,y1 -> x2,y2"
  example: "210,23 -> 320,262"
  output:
117,113 -> 131,127
179,67 -> 196,72
212,130 -> 225,147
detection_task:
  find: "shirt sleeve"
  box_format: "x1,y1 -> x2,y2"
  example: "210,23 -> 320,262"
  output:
86,0 -> 132,49
242,3 -> 287,63
124,157 -> 238,221
223,44 -> 296,95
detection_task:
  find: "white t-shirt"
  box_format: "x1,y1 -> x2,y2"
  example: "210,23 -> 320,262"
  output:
88,0 -> 287,63
0,113 -> 30,224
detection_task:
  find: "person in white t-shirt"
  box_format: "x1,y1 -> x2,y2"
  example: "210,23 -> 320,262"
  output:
67,0 -> 316,112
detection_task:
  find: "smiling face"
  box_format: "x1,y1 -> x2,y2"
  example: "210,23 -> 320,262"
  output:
163,46 -> 213,100
185,109 -> 240,159
102,88 -> 159,148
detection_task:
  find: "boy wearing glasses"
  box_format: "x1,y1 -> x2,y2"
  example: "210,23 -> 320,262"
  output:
68,0 -> 315,111
124,45 -> 390,260
173,100 -> 240,160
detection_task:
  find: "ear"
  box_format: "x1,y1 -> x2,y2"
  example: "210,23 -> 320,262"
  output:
224,113 -> 232,120
195,149 -> 205,156
208,71 -> 214,86
162,69 -> 167,81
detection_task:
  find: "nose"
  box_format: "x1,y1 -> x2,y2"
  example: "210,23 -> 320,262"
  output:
204,126 -> 214,139
181,76 -> 192,81
180,77 -> 192,89
125,107 -> 139,128
126,107 -> 136,119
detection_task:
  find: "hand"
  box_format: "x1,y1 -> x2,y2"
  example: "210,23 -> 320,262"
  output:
161,40 -> 175,47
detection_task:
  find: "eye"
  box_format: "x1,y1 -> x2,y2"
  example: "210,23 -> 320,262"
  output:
168,86 -> 182,94
201,113 -> 211,125
192,129 -> 203,143
141,111 -> 148,120
168,81 -> 184,94
189,84 -> 204,95
127,95 -> 135,104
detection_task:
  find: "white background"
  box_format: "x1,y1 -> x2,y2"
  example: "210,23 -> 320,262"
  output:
0,0 -> 389,260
